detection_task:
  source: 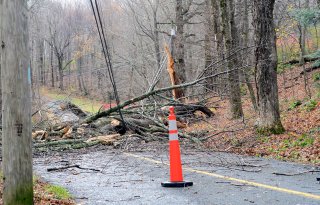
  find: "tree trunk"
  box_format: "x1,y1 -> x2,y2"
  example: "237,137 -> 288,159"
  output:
50,44 -> 54,87
97,70 -> 102,89
204,0 -> 215,92
174,0 -> 186,99
220,0 -> 243,119
314,23 -> 319,50
241,0 -> 258,111
83,56 -> 89,95
37,38 -> 44,85
43,40 -> 46,85
1,0 -> 34,204
58,58 -> 64,90
299,0 -> 310,65
204,32 -> 213,91
77,57 -> 83,92
153,9 -> 161,72
253,0 -> 284,134
299,24 -> 307,65
211,0 -> 225,96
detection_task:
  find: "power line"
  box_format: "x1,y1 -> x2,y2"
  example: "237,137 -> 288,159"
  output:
89,0 -> 127,132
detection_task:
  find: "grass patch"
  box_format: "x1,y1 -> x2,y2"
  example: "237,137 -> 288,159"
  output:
304,99 -> 318,111
284,134 -> 315,148
313,72 -> 320,81
45,184 -> 71,200
310,126 -> 320,134
258,135 -> 270,143
41,87 -> 102,113
277,63 -> 293,74
288,100 -> 302,110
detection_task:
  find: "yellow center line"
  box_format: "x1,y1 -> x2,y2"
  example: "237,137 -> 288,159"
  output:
125,153 -> 320,200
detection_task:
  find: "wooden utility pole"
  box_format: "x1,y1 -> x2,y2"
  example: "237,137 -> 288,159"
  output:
1,0 -> 34,204
0,0 -> 2,125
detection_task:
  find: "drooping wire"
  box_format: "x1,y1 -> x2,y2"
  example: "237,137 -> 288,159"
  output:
89,0 -> 126,132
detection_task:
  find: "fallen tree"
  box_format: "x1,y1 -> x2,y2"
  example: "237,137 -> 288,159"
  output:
32,69 -> 233,149
284,56 -> 320,65
83,70 -> 224,124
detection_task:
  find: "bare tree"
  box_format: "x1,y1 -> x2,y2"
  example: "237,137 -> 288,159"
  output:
46,1 -> 73,90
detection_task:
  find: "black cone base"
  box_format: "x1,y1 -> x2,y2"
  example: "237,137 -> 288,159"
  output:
161,181 -> 193,188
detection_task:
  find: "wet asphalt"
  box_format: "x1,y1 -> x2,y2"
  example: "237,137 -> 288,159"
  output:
34,149 -> 320,205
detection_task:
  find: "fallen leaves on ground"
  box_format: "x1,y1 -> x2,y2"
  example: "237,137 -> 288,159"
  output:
189,66 -> 320,165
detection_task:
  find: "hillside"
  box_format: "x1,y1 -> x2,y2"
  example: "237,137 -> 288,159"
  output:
188,64 -> 320,165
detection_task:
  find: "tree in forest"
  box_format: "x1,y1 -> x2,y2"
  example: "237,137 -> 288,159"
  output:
209,0 -> 225,95
253,0 -> 285,134
295,0 -> 311,64
174,0 -> 187,99
174,0 -> 204,99
126,0 -> 162,74
46,1 -> 73,90
239,0 -> 258,111
220,0 -> 243,118
1,0 -> 34,204
291,7 -> 320,60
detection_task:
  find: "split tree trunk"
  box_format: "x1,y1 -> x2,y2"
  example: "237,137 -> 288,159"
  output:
253,0 -> 284,134
165,45 -> 181,99
1,0 -> 34,204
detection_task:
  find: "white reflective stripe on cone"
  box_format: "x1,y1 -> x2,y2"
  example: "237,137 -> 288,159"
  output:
169,133 -> 178,141
169,120 -> 177,131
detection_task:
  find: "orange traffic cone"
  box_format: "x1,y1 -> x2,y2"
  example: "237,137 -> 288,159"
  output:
161,106 -> 193,188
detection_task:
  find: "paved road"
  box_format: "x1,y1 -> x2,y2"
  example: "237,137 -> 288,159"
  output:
34,149 -> 320,205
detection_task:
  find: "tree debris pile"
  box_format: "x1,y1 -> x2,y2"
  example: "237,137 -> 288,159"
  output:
32,100 -> 214,151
